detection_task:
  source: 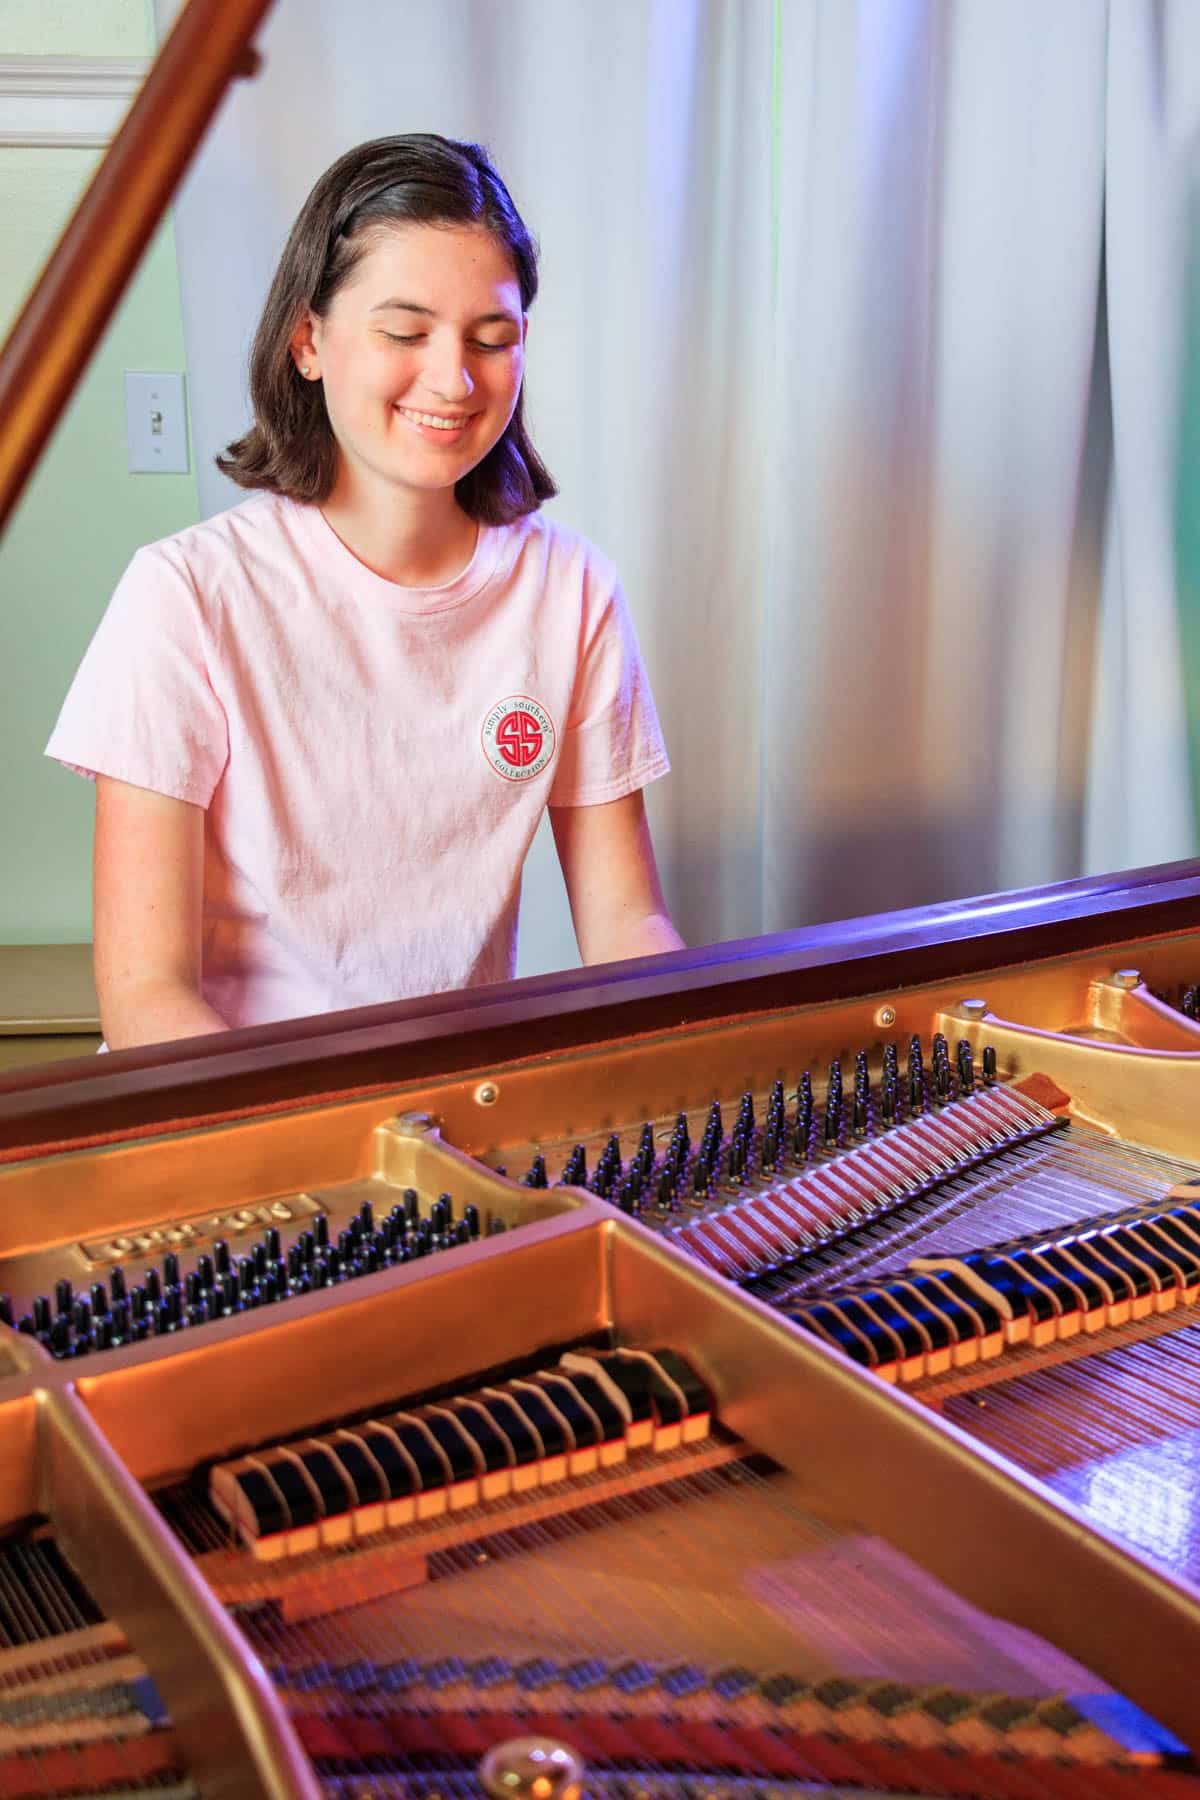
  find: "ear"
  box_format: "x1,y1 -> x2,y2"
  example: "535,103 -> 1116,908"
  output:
289,309 -> 320,379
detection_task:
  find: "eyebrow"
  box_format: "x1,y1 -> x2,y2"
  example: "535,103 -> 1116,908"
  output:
369,299 -> 520,326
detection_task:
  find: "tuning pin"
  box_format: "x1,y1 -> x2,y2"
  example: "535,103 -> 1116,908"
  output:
982,1044 -> 998,1085
956,1040 -> 975,1094
312,1214 -> 329,1250
186,1301 -> 208,1329
403,1188 -> 421,1224
212,1239 -> 230,1277
144,1266 -> 162,1305
16,1316 -> 35,1337
935,1059 -> 951,1103
463,1203 -> 481,1238
54,1278 -> 73,1317
32,1296 -> 51,1335
185,1271 -> 202,1306
0,1297 -> 12,1330
358,1199 -> 375,1235
50,1316 -> 71,1359
130,1284 -> 149,1321
111,1299 -> 131,1342
265,1226 -> 282,1262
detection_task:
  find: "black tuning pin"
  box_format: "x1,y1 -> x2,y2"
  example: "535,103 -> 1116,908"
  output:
54,1278 -> 73,1318
265,1226 -> 282,1262
144,1267 -> 162,1305
359,1199 -> 375,1235
214,1239 -> 231,1277
314,1214 -> 330,1250
982,1044 -> 998,1085
109,1266 -> 127,1304
560,1144 -> 588,1187
0,1296 -> 11,1330
956,1040 -> 975,1096
463,1203 -> 481,1239
32,1296 -> 51,1336
163,1251 -> 181,1290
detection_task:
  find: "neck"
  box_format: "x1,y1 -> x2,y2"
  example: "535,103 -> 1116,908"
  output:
320,463 -> 479,587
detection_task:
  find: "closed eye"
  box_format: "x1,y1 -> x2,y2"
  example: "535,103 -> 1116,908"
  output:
380,331 -> 515,353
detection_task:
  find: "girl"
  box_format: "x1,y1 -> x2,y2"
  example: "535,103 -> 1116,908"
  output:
47,134 -> 682,1050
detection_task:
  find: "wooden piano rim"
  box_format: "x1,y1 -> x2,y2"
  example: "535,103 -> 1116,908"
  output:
1,858 -> 1198,1158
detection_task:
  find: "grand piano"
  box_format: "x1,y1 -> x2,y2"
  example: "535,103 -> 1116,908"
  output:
2,3 -> 1199,1794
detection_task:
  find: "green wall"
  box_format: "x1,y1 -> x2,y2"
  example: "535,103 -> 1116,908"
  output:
0,2 -> 200,944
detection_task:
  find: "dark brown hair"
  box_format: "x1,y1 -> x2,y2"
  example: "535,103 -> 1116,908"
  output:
217,134 -> 556,522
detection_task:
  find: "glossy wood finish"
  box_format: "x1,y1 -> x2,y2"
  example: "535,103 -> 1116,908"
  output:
0,0 -> 272,529
2,860 -> 1199,1157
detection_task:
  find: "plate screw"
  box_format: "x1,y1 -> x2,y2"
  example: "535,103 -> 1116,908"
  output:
474,1081 -> 500,1106
1112,968 -> 1141,990
959,997 -> 988,1019
874,1004 -> 897,1028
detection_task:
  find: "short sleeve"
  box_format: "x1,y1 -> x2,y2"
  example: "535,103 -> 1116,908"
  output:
549,569 -> 670,807
45,542 -> 229,806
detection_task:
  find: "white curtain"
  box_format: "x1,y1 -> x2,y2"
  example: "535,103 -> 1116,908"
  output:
159,0 -> 1200,977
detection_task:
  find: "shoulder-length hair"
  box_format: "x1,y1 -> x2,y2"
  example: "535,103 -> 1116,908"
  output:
217,134 -> 556,524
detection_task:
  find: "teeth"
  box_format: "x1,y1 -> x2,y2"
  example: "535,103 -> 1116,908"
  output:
398,408 -> 468,430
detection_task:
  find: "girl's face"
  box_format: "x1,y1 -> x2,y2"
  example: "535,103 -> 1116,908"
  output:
296,221 -> 526,502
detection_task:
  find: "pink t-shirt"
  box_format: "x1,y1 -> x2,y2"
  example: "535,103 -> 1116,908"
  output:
46,493 -> 669,1027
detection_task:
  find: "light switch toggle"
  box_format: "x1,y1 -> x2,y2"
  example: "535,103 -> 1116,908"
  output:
125,371 -> 189,473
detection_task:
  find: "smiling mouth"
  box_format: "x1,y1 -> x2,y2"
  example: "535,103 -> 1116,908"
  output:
395,406 -> 476,431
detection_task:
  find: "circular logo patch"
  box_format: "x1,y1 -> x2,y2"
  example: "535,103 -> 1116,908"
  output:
481,693 -> 557,782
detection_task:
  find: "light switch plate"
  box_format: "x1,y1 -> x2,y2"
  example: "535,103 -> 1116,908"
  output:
124,371 -> 189,474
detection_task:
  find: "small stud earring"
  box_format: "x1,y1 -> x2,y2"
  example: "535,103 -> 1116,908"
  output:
300,364 -> 311,376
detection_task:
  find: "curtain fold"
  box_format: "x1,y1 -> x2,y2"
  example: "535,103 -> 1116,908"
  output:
161,0 -> 1197,978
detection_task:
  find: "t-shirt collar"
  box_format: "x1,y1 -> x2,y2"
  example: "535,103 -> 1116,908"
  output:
289,496 -> 506,615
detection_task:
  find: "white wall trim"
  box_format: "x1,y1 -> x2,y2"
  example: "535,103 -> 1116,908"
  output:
0,56 -> 149,149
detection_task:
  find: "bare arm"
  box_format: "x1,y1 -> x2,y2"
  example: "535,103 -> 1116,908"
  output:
549,789 -> 684,966
93,775 -> 229,1049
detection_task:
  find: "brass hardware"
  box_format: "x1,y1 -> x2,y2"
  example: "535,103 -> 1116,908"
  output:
1112,968 -> 1142,989
475,1081 -> 501,1106
480,1737 -> 584,1800
874,1004 -> 897,1028
958,997 -> 989,1019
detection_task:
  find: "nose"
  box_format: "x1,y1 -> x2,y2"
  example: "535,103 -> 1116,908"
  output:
424,337 -> 475,405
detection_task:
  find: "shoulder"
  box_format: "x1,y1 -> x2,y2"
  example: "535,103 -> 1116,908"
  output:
131,491 -> 305,585
501,509 -> 621,592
